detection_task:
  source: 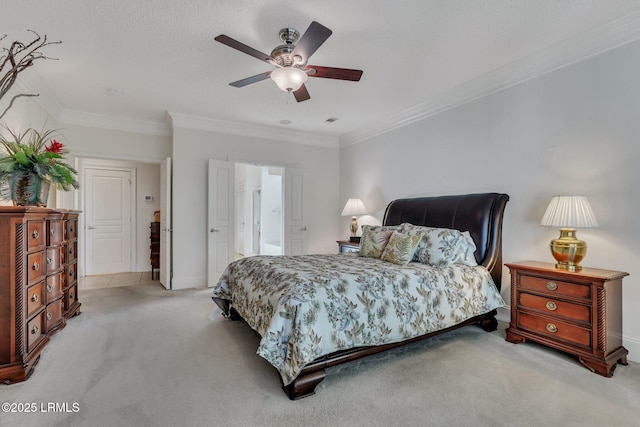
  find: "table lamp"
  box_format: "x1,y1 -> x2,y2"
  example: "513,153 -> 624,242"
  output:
540,195 -> 598,272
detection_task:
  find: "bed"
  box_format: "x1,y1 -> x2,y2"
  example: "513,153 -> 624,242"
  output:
212,192 -> 509,399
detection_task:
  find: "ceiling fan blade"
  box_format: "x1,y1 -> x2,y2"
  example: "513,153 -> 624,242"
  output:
215,34 -> 274,64
292,21 -> 332,62
293,84 -> 310,102
306,65 -> 363,81
229,71 -> 272,88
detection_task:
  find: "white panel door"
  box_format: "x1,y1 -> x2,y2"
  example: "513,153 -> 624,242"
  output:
284,167 -> 306,255
159,157 -> 172,289
85,168 -> 132,275
207,159 -> 234,287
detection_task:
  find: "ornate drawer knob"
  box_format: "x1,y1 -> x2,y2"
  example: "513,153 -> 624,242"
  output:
46,284 -> 52,292
32,262 -> 39,271
546,301 -> 557,311
31,325 -> 39,334
46,312 -> 52,321
69,293 -> 74,299
50,229 -> 55,236
32,229 -> 39,239
31,293 -> 39,303
47,257 -> 52,264
546,323 -> 558,333
546,281 -> 558,291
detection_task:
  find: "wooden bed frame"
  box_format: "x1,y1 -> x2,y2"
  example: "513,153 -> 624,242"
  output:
232,192 -> 509,399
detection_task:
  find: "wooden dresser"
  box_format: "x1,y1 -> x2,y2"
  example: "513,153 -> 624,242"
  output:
0,207 -> 81,384
505,261 -> 628,377
150,221 -> 160,279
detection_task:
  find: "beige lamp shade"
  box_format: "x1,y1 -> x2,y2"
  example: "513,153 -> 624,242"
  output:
342,198 -> 367,237
541,195 -> 598,271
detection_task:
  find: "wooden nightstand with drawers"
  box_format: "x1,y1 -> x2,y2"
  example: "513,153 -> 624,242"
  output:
505,261 -> 628,377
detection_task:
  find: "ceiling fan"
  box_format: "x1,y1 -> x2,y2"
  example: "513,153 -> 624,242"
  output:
214,21 -> 363,102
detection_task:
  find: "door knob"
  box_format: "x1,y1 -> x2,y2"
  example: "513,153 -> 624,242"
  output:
87,225 -> 96,230
210,228 -> 219,232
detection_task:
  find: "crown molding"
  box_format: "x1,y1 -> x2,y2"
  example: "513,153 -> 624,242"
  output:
58,109 -> 171,136
339,9 -> 640,148
167,111 -> 339,148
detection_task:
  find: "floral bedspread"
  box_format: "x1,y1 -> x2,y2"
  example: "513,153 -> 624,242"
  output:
212,253 -> 505,385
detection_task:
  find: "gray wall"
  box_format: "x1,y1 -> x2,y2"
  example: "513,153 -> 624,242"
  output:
339,39 -> 640,361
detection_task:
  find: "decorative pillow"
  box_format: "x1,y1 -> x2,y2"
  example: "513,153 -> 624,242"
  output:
358,227 -> 394,258
380,231 -> 422,265
399,223 -> 477,267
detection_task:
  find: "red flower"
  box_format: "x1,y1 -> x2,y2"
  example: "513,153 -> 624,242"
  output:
45,139 -> 64,154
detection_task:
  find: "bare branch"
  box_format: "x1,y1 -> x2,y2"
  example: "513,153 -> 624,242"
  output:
0,93 -> 39,121
0,31 -> 60,117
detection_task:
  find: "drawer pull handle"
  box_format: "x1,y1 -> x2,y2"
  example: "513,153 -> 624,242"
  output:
32,262 -> 39,271
32,229 -> 39,239
69,293 -> 74,300
50,229 -> 55,236
47,257 -> 52,264
69,270 -> 74,277
546,301 -> 557,311
31,325 -> 39,335
46,312 -> 52,321
46,284 -> 52,292
546,323 -> 558,333
546,281 -> 558,291
31,293 -> 39,303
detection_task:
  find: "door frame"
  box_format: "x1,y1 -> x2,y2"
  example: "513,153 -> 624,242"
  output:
78,157 -> 137,277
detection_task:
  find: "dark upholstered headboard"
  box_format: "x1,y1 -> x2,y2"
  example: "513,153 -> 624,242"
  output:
382,193 -> 509,289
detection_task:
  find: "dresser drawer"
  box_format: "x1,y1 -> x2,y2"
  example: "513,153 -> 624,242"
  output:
27,281 -> 45,319
46,246 -> 65,274
67,240 -> 77,263
67,219 -> 78,240
66,285 -> 78,310
27,251 -> 46,285
518,292 -> 591,325
67,263 -> 78,286
46,299 -> 64,332
518,274 -> 591,300
517,312 -> 591,349
27,220 -> 46,252
45,272 -> 65,303
27,311 -> 46,353
47,220 -> 65,246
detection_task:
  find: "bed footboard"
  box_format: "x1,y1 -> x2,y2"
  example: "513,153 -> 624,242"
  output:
282,310 -> 497,400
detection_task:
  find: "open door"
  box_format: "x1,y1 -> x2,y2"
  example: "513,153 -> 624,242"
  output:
159,157 -> 172,289
284,167 -> 306,255
207,159 -> 235,287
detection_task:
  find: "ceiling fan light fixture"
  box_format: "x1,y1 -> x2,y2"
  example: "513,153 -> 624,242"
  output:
270,67 -> 308,92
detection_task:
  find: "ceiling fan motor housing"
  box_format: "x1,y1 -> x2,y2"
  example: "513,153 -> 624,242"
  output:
271,28 -> 305,67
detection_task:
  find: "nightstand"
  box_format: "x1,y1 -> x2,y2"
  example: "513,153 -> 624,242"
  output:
505,261 -> 629,377
337,240 -> 360,253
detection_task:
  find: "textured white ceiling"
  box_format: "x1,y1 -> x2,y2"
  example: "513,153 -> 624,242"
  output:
4,1 -> 640,145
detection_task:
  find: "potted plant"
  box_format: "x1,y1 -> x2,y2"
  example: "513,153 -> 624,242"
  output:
0,127 -> 79,206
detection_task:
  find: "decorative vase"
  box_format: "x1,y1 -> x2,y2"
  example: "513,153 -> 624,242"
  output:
13,177 -> 51,207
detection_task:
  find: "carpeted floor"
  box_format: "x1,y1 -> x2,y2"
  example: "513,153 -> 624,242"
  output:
1,282 -> 639,427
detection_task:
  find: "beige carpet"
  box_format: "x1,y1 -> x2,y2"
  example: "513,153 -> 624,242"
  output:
1,282 -> 639,427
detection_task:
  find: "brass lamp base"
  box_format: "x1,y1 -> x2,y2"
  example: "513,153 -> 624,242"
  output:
350,216 -> 358,237
550,228 -> 587,272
